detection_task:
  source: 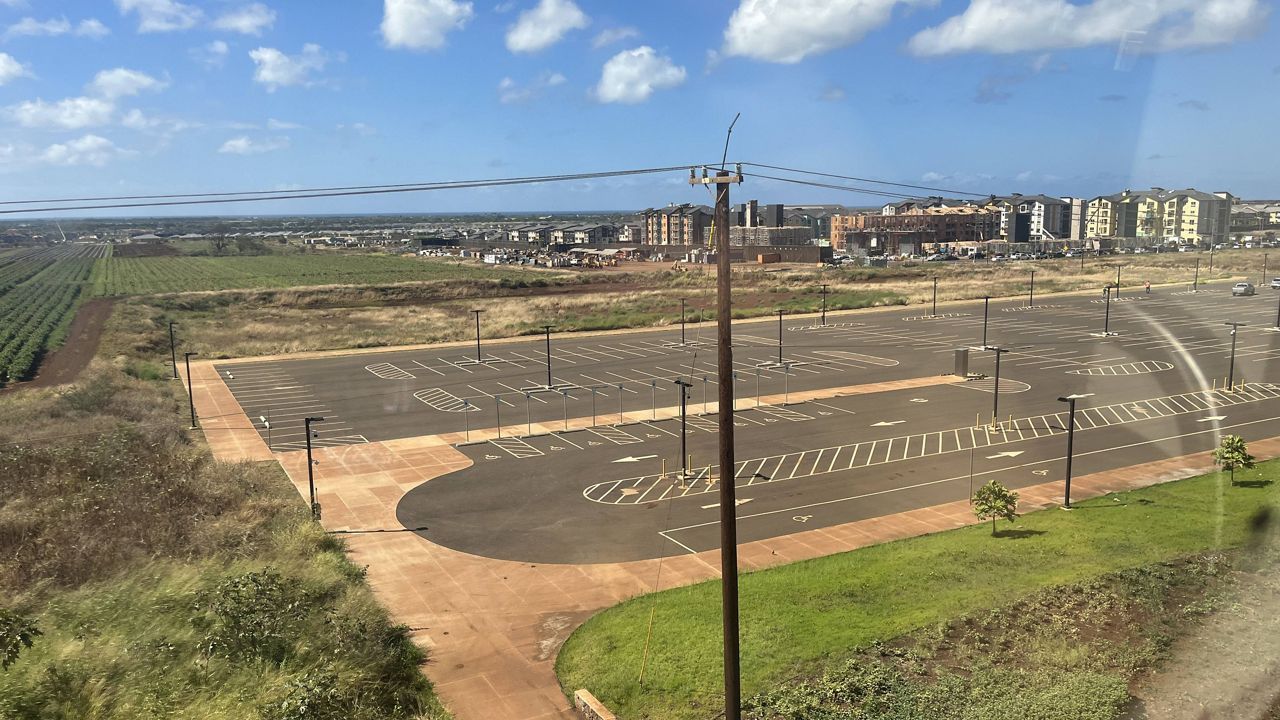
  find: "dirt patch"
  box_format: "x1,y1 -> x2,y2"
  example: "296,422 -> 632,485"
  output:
9,298 -> 116,391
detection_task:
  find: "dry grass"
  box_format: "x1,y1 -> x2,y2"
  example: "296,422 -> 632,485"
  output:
115,251 -> 1263,359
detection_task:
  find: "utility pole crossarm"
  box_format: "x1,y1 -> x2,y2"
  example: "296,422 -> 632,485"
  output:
688,165 -> 744,185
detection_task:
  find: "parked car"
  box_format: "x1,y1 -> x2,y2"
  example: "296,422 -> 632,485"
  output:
1270,277 -> 1280,289
1232,282 -> 1256,296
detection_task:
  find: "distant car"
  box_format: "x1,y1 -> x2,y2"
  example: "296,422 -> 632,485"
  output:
1232,282 -> 1256,296
1270,278 -> 1280,289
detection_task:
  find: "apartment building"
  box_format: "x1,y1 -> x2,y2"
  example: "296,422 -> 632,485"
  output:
1085,188 -> 1232,245
641,204 -> 713,245
986,194 -> 1075,242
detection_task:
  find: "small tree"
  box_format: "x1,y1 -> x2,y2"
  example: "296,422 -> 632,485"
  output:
973,480 -> 1019,535
1214,435 -> 1256,486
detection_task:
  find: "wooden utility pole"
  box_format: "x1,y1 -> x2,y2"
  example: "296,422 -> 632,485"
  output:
692,164 -> 743,720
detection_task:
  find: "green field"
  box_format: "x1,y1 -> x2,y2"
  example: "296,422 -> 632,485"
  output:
556,461 -> 1280,719
89,253 -> 526,295
0,244 -> 107,384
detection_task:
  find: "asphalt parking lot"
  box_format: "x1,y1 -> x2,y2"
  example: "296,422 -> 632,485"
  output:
215,286 -> 1280,562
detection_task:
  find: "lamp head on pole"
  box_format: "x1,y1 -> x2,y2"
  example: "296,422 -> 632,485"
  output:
1058,393 -> 1094,402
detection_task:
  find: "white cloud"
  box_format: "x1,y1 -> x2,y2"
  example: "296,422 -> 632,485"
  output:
120,108 -> 200,133
0,52 -> 28,86
114,0 -> 203,33
4,17 -> 111,39
337,121 -> 377,136
506,0 -> 588,53
10,97 -> 115,129
6,67 -> 164,129
595,46 -> 685,104
218,135 -> 289,154
249,44 -> 327,91
89,68 -> 166,99
5,17 -> 71,38
592,26 -> 638,48
908,0 -> 1267,56
498,70 -> 568,103
213,3 -> 276,36
192,40 -> 229,67
921,171 -> 949,182
40,134 -> 129,166
381,0 -> 473,51
723,0 -> 928,64
266,118 -> 302,130
76,19 -> 111,37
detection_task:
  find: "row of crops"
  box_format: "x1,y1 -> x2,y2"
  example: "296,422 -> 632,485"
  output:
0,244 -> 108,385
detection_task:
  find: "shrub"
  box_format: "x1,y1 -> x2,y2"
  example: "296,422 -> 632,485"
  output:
192,570 -> 306,664
0,609 -> 40,670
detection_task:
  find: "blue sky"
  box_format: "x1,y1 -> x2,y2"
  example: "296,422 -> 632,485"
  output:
0,0 -> 1275,217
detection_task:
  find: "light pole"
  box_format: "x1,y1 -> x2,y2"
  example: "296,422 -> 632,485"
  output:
304,416 -> 325,519
471,309 -> 484,362
680,298 -> 687,346
1028,270 -> 1036,308
1193,258 -> 1200,292
542,324 -> 554,389
675,379 -> 692,480
168,321 -> 178,379
990,347 -> 1008,429
981,296 -> 991,349
1114,265 -> 1121,297
183,351 -> 198,428
1057,393 -> 1092,508
1263,253 -> 1269,288
1274,285 -> 1280,331
1225,321 -> 1246,391
820,284 -> 829,326
1102,285 -> 1114,336
776,309 -> 784,365
932,276 -> 938,317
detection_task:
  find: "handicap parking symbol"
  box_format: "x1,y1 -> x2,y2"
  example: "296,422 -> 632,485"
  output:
793,515 -> 813,523
485,454 -> 500,460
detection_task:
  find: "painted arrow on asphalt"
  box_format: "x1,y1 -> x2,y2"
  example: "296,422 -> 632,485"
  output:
986,450 -> 1025,459
702,498 -> 753,509
1197,416 -> 1227,422
872,420 -> 906,427
612,455 -> 658,463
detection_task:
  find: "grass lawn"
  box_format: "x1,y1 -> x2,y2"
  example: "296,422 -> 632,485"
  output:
556,458 -> 1280,719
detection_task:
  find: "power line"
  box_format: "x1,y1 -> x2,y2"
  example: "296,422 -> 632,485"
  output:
738,171 -> 923,200
740,162 -> 992,199
0,161 -> 1001,216
0,164 -> 708,215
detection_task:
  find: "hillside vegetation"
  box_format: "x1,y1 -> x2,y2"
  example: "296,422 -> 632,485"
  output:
0,365 -> 449,719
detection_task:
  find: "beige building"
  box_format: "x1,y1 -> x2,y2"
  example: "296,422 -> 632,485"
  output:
641,204 -> 712,245
1085,188 -> 1232,246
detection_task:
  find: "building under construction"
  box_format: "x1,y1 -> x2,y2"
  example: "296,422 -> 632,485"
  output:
830,206 -> 1000,255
